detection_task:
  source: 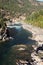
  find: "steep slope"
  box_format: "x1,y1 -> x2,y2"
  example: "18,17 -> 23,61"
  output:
0,0 -> 43,16
0,0 -> 31,14
29,0 -> 43,6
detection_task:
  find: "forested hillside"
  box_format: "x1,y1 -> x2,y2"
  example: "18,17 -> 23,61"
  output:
0,0 -> 43,16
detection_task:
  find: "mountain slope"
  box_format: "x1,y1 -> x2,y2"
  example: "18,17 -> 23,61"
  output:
0,0 -> 43,16
29,0 -> 43,6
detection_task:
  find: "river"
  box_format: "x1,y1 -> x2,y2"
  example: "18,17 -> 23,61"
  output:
0,24 -> 37,65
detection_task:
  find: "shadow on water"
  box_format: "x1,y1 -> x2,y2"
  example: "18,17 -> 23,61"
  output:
0,27 -> 37,65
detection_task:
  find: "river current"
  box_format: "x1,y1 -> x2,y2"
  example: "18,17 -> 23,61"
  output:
0,25 -> 37,65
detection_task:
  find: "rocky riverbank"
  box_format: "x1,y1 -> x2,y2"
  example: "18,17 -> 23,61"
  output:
21,22 -> 43,45
0,26 -> 13,42
21,22 -> 43,65
31,52 -> 43,65
31,44 -> 43,65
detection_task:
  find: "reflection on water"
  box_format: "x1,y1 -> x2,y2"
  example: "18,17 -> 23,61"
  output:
0,27 -> 37,65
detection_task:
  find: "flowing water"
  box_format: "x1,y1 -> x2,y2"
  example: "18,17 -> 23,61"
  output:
0,25 -> 37,65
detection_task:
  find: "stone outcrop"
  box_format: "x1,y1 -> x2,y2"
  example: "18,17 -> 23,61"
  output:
21,22 -> 43,65
22,22 -> 43,46
0,27 -> 10,41
31,52 -> 43,65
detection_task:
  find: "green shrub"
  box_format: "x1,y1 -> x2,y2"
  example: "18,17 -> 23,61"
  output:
25,10 -> 43,28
